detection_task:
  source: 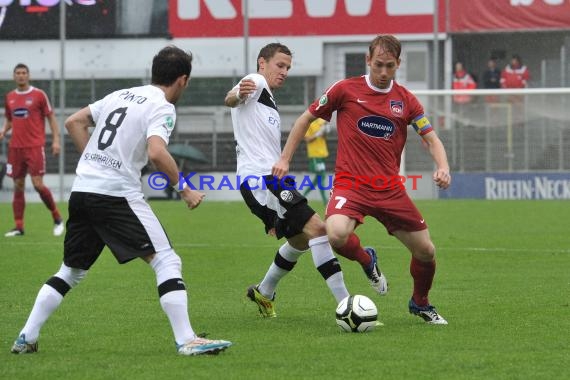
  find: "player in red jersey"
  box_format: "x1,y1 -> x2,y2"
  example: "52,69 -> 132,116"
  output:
273,35 -> 450,324
0,63 -> 64,237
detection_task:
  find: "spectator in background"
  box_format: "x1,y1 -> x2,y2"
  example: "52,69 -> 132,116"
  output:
482,58 -> 502,103
303,118 -> 330,205
483,58 -> 501,89
0,63 -> 64,237
501,54 -> 530,128
501,55 -> 530,90
452,61 -> 477,127
452,61 -> 477,104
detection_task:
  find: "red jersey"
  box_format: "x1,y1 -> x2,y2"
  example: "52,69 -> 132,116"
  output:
309,76 -> 428,192
452,70 -> 477,104
4,86 -> 53,148
500,64 -> 530,89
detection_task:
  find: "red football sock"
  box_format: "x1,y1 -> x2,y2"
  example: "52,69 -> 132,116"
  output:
410,257 -> 436,307
38,186 -> 61,222
13,189 -> 25,230
333,233 -> 371,267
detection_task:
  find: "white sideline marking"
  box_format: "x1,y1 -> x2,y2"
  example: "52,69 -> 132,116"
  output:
4,242 -> 570,254
171,244 -> 570,254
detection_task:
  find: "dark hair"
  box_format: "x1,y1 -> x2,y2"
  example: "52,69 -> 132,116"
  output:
151,45 -> 193,86
256,43 -> 292,71
369,35 -> 401,59
13,63 -> 29,73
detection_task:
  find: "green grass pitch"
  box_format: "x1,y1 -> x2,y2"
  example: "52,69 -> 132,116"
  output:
1,199 -> 569,379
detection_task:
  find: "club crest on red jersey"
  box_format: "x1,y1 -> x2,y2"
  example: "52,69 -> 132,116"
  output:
390,100 -> 403,117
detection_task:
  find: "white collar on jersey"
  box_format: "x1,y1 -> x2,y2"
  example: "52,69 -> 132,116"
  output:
364,75 -> 393,93
15,86 -> 35,95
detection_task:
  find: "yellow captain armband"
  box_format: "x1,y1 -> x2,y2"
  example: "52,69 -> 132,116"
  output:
411,115 -> 433,136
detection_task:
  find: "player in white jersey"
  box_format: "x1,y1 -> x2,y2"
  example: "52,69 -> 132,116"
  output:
224,43 -> 353,318
10,46 -> 232,356
231,72 -> 281,180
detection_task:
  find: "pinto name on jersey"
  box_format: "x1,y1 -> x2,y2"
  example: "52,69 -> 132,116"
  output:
118,90 -> 148,104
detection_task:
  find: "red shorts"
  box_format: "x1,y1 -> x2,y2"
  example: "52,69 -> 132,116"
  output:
325,187 -> 427,234
7,146 -> 47,178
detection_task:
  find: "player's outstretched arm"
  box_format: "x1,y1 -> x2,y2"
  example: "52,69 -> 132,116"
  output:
272,110 -> 316,179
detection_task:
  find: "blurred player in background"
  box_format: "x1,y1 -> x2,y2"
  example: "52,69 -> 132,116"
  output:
10,46 -> 232,356
302,117 -> 330,205
273,35 -> 450,324
0,63 -> 64,237
225,42 -> 356,318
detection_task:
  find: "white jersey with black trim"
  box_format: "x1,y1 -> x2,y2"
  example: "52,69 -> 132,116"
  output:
72,85 -> 176,198
231,73 -> 281,182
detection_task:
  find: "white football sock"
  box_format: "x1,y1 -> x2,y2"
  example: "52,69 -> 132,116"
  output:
151,250 -> 196,345
309,236 -> 350,303
159,290 -> 195,345
19,284 -> 64,343
258,242 -> 305,298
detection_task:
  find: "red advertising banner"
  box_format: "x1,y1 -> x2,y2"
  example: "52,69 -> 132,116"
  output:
168,0 -> 445,38
449,0 -> 570,33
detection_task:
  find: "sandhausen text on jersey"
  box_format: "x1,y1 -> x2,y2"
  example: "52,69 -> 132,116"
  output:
83,152 -> 122,169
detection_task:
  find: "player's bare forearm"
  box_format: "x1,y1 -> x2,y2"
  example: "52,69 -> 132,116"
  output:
47,114 -> 61,155
423,132 -> 451,189
224,78 -> 255,108
147,135 -> 205,209
147,136 -> 180,186
224,88 -> 242,108
273,110 -> 316,178
65,106 -> 92,153
47,114 -> 61,141
0,120 -> 12,140
431,140 -> 450,173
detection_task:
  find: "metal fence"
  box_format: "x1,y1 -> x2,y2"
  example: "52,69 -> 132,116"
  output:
170,88 -> 570,175
2,87 -> 569,176
413,88 -> 570,173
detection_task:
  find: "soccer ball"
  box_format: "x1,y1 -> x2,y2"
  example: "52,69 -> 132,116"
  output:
335,295 -> 378,333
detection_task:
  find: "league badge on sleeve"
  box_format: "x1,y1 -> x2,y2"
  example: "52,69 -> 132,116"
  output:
165,116 -> 174,129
